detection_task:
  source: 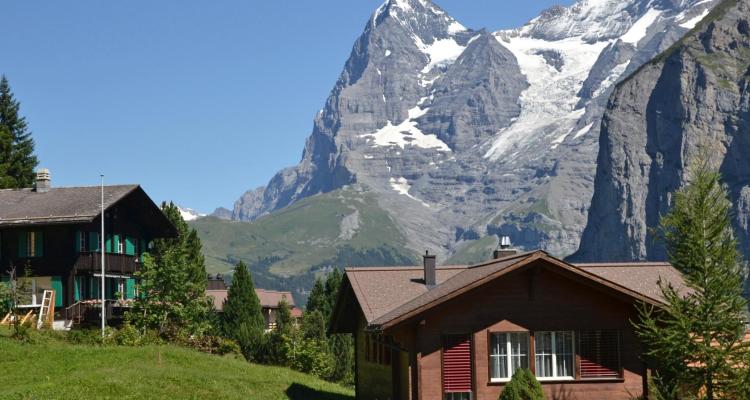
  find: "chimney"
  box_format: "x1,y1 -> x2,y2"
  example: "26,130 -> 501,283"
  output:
34,169 -> 51,193
423,250 -> 437,288
493,236 -> 517,259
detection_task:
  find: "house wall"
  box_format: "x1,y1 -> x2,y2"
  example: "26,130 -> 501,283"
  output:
356,314 -> 403,400
411,263 -> 646,400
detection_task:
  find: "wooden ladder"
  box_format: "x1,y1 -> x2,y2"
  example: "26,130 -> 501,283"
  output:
37,290 -> 55,329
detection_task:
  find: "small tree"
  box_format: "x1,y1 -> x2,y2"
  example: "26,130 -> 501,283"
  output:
222,261 -> 264,361
0,75 -> 38,189
499,368 -> 544,400
634,154 -> 750,399
4,263 -> 32,340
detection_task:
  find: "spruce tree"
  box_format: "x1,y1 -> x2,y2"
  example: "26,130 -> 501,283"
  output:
634,154 -> 750,399
222,261 -> 265,360
499,369 -> 544,400
0,76 -> 38,189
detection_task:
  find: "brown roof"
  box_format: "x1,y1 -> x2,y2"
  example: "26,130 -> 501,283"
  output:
206,288 -> 298,311
341,251 -> 687,332
0,185 -> 139,227
346,265 -> 469,323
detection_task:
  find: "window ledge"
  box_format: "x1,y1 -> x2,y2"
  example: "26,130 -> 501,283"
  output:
488,378 -> 624,386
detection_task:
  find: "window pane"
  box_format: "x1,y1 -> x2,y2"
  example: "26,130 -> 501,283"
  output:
555,332 -> 574,378
509,333 -> 529,376
490,333 -> 508,379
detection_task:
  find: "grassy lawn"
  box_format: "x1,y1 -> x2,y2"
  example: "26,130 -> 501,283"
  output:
0,329 -> 354,400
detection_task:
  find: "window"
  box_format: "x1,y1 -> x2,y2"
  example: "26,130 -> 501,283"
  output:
579,330 -> 621,379
535,331 -> 574,380
490,332 -> 529,381
18,231 -> 43,258
445,393 -> 471,400
116,235 -> 124,254
77,231 -> 87,252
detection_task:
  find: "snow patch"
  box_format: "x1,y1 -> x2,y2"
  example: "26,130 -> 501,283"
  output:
415,37 -> 466,74
573,122 -> 594,139
621,8 -> 662,44
179,207 -> 205,222
679,8 -> 710,29
447,21 -> 466,34
592,61 -> 630,98
385,49 -> 392,57
389,177 -> 430,207
363,105 -> 451,151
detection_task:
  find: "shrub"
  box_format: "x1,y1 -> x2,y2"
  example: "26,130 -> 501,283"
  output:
182,335 -> 241,356
499,368 -> 544,400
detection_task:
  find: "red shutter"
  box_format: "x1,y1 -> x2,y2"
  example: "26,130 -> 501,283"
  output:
443,335 -> 472,393
579,330 -> 620,378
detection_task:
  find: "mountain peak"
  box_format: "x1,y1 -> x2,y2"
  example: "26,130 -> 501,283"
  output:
373,0 -> 467,41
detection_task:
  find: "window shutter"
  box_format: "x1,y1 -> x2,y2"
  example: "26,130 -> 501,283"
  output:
125,236 -> 135,256
74,277 -> 81,302
51,276 -> 63,307
579,330 -> 621,379
443,335 -> 472,394
75,231 -> 82,253
17,232 -> 28,257
88,232 -> 99,252
105,235 -> 113,253
113,235 -> 121,254
34,232 -> 44,257
125,278 -> 136,299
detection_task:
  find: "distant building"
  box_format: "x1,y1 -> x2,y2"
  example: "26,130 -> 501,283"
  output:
0,170 -> 176,328
206,275 -> 302,332
330,245 -> 690,400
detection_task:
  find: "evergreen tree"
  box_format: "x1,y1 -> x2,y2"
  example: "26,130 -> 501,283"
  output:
0,76 -> 38,189
275,298 -> 293,336
129,202 -> 212,339
499,369 -> 544,400
634,154 -> 750,399
222,261 -> 265,361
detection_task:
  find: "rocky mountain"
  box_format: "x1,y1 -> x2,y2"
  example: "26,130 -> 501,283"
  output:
572,0 -> 750,263
217,0 -> 720,264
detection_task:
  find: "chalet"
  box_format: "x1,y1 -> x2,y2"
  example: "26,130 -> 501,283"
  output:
330,246 -> 689,400
206,276 -> 303,331
0,170 -> 176,328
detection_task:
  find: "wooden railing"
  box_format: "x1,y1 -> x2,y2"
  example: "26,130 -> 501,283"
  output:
73,253 -> 139,275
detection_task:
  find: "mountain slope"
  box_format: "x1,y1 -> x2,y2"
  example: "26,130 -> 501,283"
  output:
572,0 -> 750,263
217,0 -> 720,266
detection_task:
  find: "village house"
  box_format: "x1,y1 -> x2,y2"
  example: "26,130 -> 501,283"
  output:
206,275 -> 303,331
330,244 -> 689,400
0,170 -> 176,328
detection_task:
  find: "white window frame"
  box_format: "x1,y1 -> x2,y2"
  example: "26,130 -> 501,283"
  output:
489,332 -> 530,383
117,237 -> 124,254
27,231 -> 36,257
535,331 -> 575,381
79,231 -> 87,252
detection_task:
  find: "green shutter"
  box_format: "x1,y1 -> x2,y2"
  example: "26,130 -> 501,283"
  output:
18,232 -> 27,257
34,232 -> 43,257
125,278 -> 135,299
75,231 -> 82,253
105,235 -> 112,253
89,277 -> 99,299
114,235 -> 121,254
125,236 -> 135,256
74,277 -> 81,302
51,276 -> 63,308
88,232 -> 100,252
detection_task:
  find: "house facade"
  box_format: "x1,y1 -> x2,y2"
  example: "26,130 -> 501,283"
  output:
0,170 -> 176,326
330,249 -> 688,400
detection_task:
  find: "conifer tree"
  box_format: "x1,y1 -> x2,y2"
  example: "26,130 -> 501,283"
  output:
634,154 -> 750,399
222,261 -> 265,360
0,76 -> 38,189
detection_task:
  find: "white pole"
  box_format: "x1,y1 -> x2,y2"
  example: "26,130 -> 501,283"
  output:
101,175 -> 106,337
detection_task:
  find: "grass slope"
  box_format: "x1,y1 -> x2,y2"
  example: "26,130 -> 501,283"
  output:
0,331 -> 353,400
191,187 -> 417,301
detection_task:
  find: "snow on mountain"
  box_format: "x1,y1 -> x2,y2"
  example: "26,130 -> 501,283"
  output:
179,207 -> 205,222
223,0 -> 722,262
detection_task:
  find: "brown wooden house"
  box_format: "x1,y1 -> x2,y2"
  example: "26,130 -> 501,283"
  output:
0,170 -> 175,327
330,248 -> 688,400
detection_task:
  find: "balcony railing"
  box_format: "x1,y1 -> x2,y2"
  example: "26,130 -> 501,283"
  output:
74,252 -> 139,275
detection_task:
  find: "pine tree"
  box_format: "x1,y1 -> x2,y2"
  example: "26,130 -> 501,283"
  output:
499,369 -> 544,400
222,261 -> 265,360
634,154 -> 750,399
0,76 -> 38,189
129,202 -> 212,338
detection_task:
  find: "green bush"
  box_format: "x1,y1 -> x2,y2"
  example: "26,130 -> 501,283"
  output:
499,369 -> 544,400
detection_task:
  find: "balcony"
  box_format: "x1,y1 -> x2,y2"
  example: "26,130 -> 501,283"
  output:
73,252 -> 139,275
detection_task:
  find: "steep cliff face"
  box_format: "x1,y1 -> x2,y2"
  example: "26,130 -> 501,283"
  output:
573,0 -> 750,262
221,0 -> 721,262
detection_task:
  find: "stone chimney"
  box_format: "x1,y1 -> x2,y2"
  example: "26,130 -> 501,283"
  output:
423,250 -> 437,288
493,236 -> 517,259
34,168 -> 51,193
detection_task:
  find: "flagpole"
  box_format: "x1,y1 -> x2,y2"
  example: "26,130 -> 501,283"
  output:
101,175 -> 106,337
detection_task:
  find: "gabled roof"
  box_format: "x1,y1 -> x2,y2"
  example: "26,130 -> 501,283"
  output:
0,185 -> 139,226
336,250 -> 688,333
206,288 -> 298,311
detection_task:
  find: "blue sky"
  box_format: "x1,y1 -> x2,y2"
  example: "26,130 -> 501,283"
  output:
0,0 -> 573,213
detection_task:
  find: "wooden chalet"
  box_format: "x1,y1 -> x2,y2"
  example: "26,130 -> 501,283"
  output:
0,170 -> 176,328
206,276 -> 303,332
330,246 -> 690,400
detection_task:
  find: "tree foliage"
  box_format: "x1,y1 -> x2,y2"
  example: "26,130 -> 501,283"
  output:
0,75 -> 38,189
129,202 -> 212,339
634,154 -> 750,399
499,368 -> 544,400
222,261 -> 265,361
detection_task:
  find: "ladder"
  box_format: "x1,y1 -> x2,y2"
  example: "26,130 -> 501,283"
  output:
37,290 -> 54,330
